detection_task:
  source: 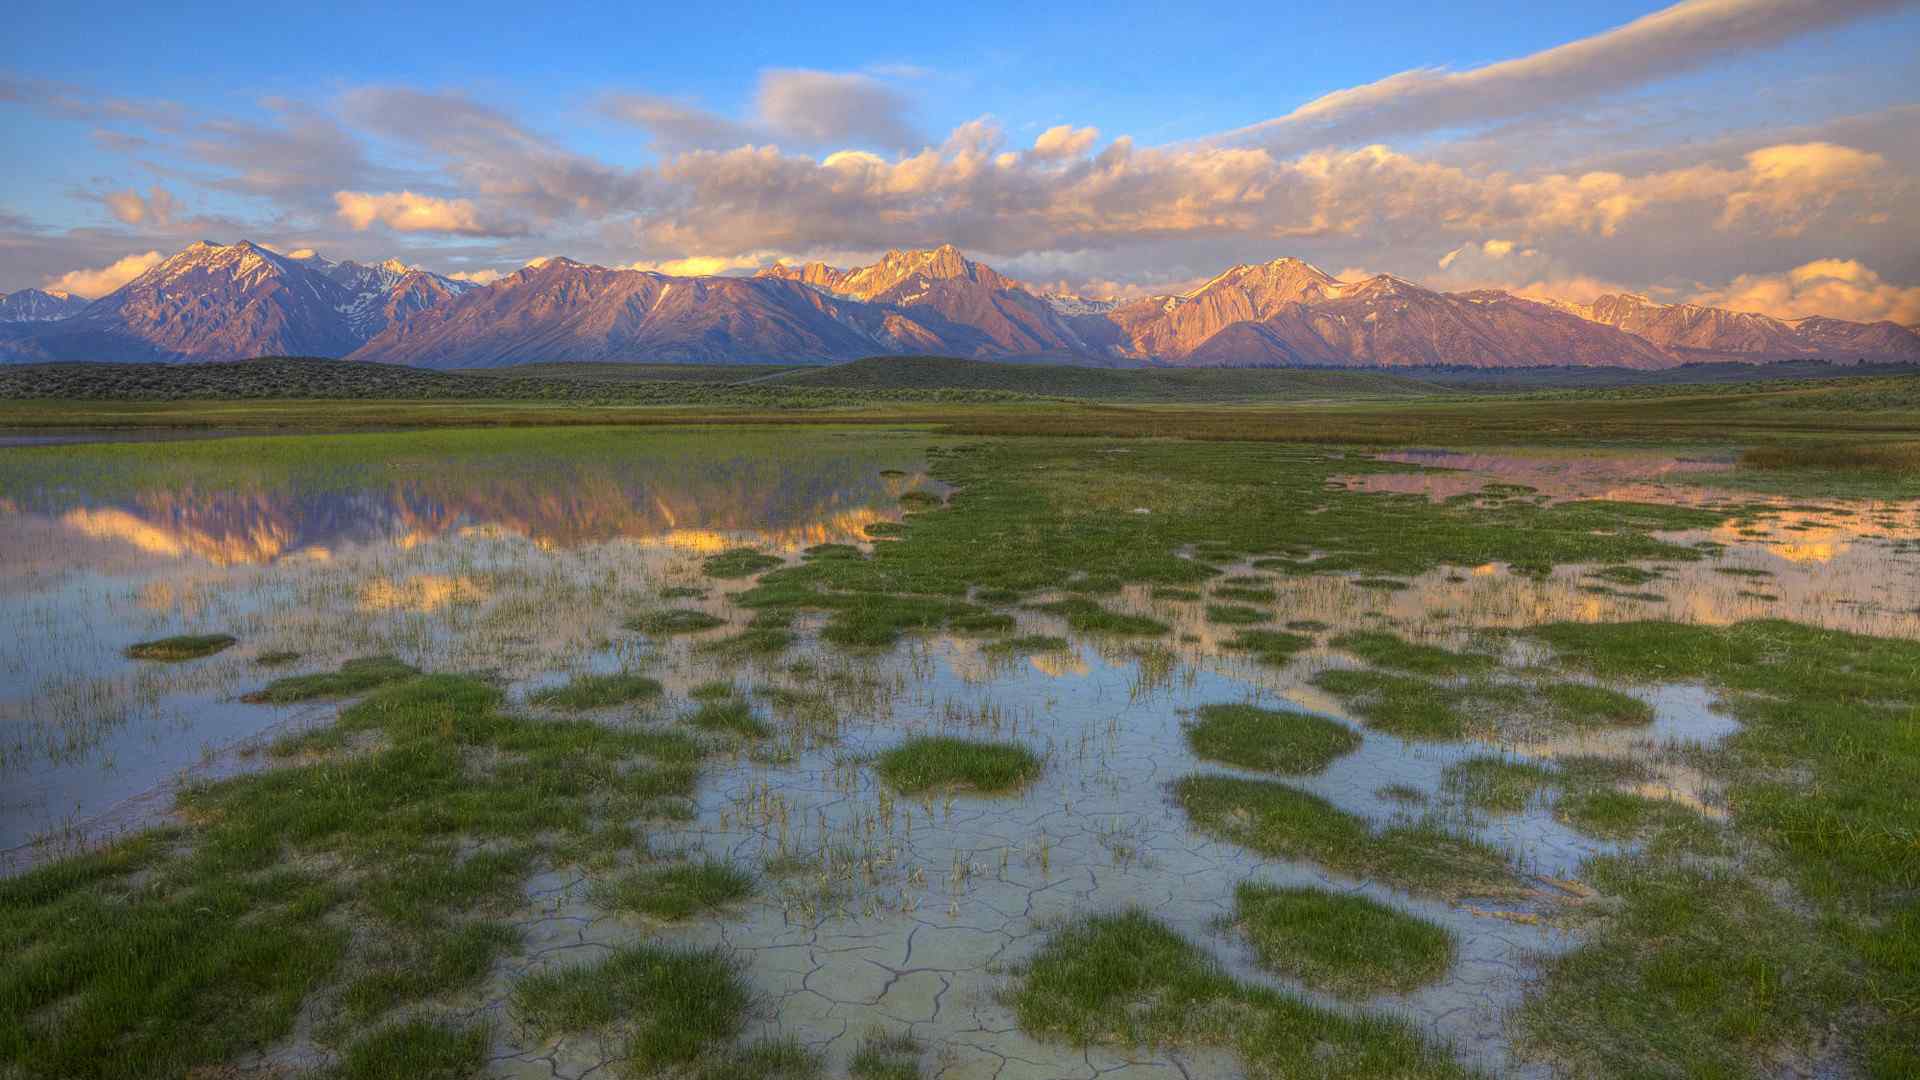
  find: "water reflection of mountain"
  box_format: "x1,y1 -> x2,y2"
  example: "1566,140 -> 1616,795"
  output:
14,457 -> 928,565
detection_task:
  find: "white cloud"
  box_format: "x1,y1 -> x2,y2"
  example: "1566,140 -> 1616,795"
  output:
333,190 -> 507,236
1218,0 -> 1908,151
103,186 -> 179,227
1031,125 -> 1099,161
42,250 -> 163,297
1690,258 -> 1920,324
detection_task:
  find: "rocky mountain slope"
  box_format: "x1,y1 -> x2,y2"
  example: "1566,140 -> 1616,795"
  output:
1564,293 -> 1920,360
0,288 -> 90,323
0,242 -> 474,362
8,240 -> 1917,368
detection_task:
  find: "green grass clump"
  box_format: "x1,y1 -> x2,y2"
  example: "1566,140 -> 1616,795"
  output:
1150,585 -> 1202,601
847,1031 -> 922,1080
1222,629 -> 1313,665
946,610 -> 1016,634
1183,704 -> 1359,775
686,697 -> 770,738
703,548 -> 783,578
984,634 -> 1072,654
528,671 -> 663,710
0,672 -> 708,1079
125,633 -> 236,661
1310,669 -> 1472,741
254,650 -> 301,666
509,943 -> 750,1068
803,543 -> 861,560
1541,682 -> 1654,726
1212,585 -> 1277,602
1204,603 -> 1270,625
874,736 -> 1041,794
330,1019 -> 491,1080
1030,598 -> 1168,636
626,609 -> 726,634
898,489 -> 943,508
1330,631 -> 1496,676
1008,910 -> 1473,1078
1441,757 -> 1558,814
1518,857 -> 1852,1077
1174,775 -> 1520,899
659,584 -> 707,599
243,655 -> 419,703
1230,883 -> 1456,998
1587,564 -> 1663,586
592,858 -> 755,920
693,626 -> 794,659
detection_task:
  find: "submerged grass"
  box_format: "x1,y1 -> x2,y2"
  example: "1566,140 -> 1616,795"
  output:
626,609 -> 727,635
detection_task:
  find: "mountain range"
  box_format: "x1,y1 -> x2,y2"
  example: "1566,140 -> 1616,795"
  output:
4,240 -> 1917,370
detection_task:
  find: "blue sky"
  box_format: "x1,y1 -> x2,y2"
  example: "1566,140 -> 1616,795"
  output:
4,0 -> 1918,322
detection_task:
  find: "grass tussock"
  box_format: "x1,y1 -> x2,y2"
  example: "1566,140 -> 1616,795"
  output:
1230,883 -> 1457,998
702,547 -> 783,578
1008,910 -> 1474,1078
242,655 -> 419,704
125,633 -> 236,661
625,609 -> 727,635
527,671 -> 663,710
591,858 -> 755,921
1183,703 -> 1360,775
874,736 -> 1041,794
1174,774 -> 1521,899
509,943 -> 751,1069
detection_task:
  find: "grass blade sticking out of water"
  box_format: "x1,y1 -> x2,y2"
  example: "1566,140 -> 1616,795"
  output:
1183,704 -> 1360,775
1230,883 -> 1457,998
125,633 -> 236,661
1007,909 -> 1477,1078
1174,774 -> 1523,899
1440,757 -> 1558,814
875,736 -> 1041,794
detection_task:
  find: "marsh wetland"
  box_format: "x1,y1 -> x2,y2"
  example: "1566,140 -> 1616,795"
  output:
2,422 -> 1915,1079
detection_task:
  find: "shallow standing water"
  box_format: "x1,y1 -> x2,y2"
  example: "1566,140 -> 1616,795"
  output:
2,428 -> 1914,1078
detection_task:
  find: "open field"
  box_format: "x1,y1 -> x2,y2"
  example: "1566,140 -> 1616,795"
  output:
0,388 -> 1916,1078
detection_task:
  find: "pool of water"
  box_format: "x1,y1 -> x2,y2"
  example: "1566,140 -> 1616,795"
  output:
1,429 -> 1912,1078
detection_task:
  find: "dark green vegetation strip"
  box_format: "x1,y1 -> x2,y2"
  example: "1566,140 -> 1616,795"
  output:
1183,703 -> 1360,775
874,736 -> 1041,794
242,655 -> 419,703
1174,775 -> 1522,899
625,609 -> 727,634
1231,883 -> 1457,998
1008,910 -> 1475,1078
1520,619 -> 1920,1076
702,547 -> 783,578
527,671 -> 663,710
0,674 -> 705,1078
124,633 -> 236,661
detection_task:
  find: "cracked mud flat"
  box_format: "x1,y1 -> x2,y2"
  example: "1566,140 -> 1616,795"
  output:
2,431 -> 1915,1078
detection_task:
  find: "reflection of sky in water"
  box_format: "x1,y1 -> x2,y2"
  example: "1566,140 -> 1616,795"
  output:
0,435 -> 1910,1076
0,437 -> 942,851
1337,449 -> 1920,638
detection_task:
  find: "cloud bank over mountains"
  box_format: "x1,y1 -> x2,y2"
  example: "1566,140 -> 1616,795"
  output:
4,0 -> 1917,322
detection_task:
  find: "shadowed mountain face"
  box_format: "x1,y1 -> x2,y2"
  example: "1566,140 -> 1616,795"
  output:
8,240 -> 1919,368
